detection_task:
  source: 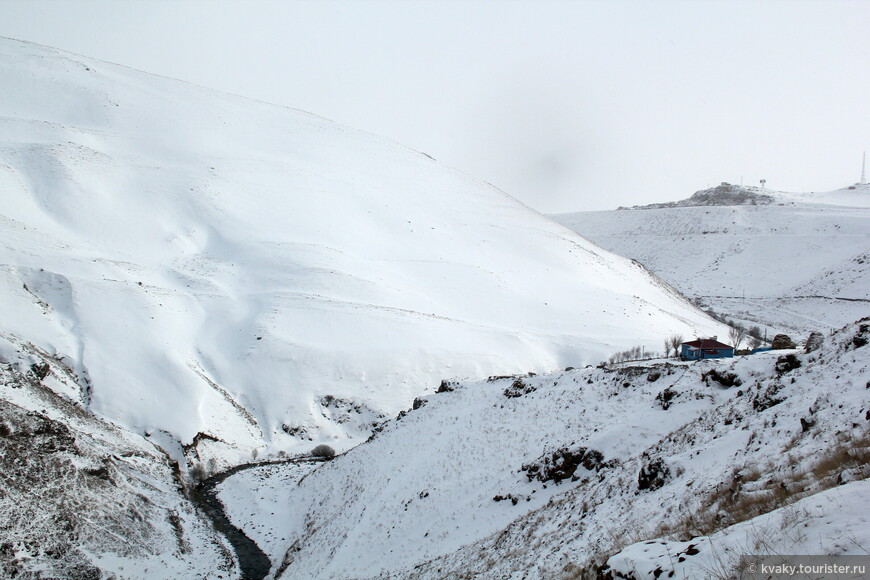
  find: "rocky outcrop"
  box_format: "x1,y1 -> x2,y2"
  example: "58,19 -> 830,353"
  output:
804,331 -> 825,353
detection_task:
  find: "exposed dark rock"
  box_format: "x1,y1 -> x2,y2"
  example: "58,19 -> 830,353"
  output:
638,457 -> 670,491
851,324 -> 869,349
804,331 -> 825,353
503,378 -> 536,398
30,362 -> 51,381
701,369 -> 742,388
492,494 -> 519,505
181,431 -> 224,455
281,424 -> 312,440
436,380 -> 457,393
488,374 -> 520,382
655,387 -> 678,410
412,397 -> 427,410
646,370 -> 661,382
775,354 -> 801,374
521,446 -> 610,484
752,383 -> 785,412
320,394 -> 363,414
365,423 -> 386,443
628,183 -> 775,210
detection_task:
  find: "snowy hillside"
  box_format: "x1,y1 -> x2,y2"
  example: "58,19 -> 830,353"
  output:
0,36 -> 727,467
554,183 -> 870,336
0,334 -> 234,579
247,319 -> 869,579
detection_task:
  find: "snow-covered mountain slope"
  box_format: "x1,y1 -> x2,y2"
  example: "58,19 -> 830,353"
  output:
554,183 -> 870,336
0,334 -> 233,579
0,37 -> 727,465
256,319 -> 868,579
601,479 -> 870,579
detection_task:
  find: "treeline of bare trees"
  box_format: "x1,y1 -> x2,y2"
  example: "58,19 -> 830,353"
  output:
664,334 -> 683,358
727,323 -> 765,350
607,320 -> 769,367
607,345 -> 658,366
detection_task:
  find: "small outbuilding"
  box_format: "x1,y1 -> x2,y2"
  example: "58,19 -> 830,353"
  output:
680,338 -> 734,360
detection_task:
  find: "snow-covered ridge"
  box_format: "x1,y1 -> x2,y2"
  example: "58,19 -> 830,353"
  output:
0,37 -> 727,464
554,183 -> 870,335
620,181 -> 870,210
622,182 -> 776,209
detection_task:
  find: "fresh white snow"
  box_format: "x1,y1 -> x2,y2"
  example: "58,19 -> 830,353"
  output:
0,335 -> 235,579
261,319 -> 869,578
3,36 -> 867,580
604,479 -> 870,579
0,37 -> 727,464
554,184 -> 870,336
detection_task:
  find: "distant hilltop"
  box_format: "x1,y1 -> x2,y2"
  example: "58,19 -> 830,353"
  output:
620,182 -> 775,210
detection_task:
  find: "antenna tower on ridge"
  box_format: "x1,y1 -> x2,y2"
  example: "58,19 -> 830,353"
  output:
862,151 -> 867,185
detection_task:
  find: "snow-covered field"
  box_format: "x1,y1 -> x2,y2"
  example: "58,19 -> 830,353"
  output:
0,37 -> 728,469
554,183 -> 870,336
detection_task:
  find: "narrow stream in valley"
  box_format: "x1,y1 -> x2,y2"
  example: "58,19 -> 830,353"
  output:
192,458 -> 324,580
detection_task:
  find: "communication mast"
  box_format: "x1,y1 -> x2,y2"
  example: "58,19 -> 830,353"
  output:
862,152 -> 867,185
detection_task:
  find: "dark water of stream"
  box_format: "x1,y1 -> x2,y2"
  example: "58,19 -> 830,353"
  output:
192,458 -> 325,580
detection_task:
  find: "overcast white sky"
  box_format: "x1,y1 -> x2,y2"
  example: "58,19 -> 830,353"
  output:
0,0 -> 868,212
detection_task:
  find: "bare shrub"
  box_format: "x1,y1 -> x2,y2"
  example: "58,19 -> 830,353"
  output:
188,463 -> 206,484
311,444 -> 336,459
